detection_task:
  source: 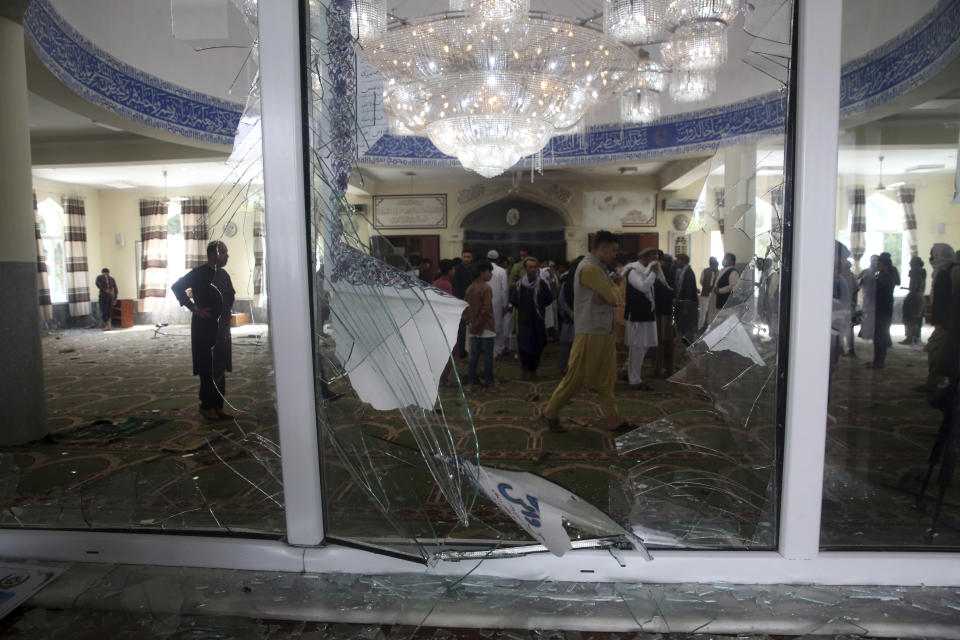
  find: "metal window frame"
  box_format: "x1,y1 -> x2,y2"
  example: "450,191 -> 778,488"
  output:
2,0 -> 959,587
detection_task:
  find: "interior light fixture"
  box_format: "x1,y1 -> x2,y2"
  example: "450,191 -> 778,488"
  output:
358,1 -> 636,178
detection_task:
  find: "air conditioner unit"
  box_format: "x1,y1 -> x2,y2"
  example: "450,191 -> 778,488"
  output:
662,198 -> 698,211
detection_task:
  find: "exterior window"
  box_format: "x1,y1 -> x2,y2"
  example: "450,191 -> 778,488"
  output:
37,197 -> 67,304
164,201 -> 186,310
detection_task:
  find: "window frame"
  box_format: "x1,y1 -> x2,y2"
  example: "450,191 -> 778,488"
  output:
2,0 -> 958,587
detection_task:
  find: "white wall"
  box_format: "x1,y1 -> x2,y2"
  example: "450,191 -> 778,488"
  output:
348,172 -> 712,266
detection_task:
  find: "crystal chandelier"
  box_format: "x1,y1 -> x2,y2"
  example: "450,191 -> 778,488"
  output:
603,0 -> 670,46
349,0 -> 387,45
669,20 -> 727,71
665,0 -> 742,26
669,69 -> 717,103
450,0 -> 530,22
356,1 -> 636,178
621,60 -> 668,123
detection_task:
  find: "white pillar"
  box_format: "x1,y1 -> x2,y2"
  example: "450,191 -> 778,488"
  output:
0,16 -> 48,445
259,0 -> 324,545
722,144 -> 757,265
779,0 -> 842,560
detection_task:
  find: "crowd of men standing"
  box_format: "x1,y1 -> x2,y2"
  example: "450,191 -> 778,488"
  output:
420,237 -> 749,406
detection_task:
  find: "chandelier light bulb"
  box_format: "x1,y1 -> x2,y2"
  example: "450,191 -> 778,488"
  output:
603,0 -> 670,46
350,0 -> 387,45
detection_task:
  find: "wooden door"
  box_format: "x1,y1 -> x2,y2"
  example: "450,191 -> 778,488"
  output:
372,234 -> 440,280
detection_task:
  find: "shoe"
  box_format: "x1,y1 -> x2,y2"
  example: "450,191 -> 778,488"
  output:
899,339 -> 912,345
199,407 -> 220,420
842,351 -> 857,358
216,409 -> 233,419
540,414 -> 567,434
485,383 -> 502,392
630,383 -> 655,391
606,421 -> 639,432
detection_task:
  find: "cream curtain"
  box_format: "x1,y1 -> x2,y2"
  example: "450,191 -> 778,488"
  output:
848,185 -> 866,265
897,185 -> 918,258
139,198 -> 169,312
253,201 -> 266,307
182,196 -> 209,268
62,196 -> 90,317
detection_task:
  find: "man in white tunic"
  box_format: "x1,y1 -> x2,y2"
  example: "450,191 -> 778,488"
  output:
622,248 -> 660,391
487,250 -> 510,358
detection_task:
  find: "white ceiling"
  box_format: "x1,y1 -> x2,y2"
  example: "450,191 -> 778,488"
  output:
28,92 -> 111,136
32,160 -> 241,190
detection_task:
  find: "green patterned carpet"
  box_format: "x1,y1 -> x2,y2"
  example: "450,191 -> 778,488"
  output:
0,324 -> 956,551
1,325 -> 283,535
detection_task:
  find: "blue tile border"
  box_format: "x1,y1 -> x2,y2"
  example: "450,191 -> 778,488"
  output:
24,0 -> 244,146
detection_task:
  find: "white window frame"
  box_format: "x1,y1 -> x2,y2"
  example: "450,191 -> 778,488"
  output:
2,0 -> 958,587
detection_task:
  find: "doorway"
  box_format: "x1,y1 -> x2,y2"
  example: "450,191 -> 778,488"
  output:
462,197 -> 566,262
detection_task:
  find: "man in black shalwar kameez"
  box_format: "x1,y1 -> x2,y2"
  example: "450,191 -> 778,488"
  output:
510,257 -> 553,380
171,241 -> 236,420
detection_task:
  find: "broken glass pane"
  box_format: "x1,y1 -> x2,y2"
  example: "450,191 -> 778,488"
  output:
306,0 -> 795,558
5,0 -> 282,534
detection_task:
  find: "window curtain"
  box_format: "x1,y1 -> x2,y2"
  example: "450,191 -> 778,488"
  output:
62,196 -> 90,317
848,185 -> 866,266
139,198 -> 169,313
33,193 -> 52,321
182,196 -> 209,268
897,185 -> 918,258
253,201 -> 266,306
713,187 -> 725,234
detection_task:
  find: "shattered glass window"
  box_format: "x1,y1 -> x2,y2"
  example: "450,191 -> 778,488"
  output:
2,1 -> 283,536
822,1 -> 960,549
308,0 -> 795,560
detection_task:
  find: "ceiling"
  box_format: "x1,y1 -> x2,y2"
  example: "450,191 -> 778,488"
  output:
32,160 -> 240,190
24,0 -> 960,193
